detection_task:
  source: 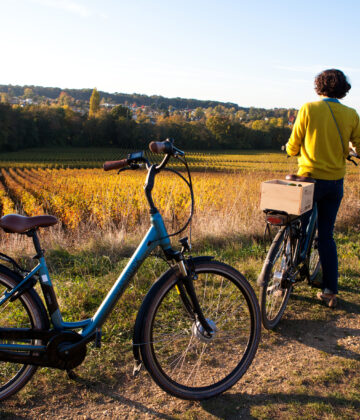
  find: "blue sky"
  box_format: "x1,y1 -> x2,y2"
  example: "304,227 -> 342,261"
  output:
2,0 -> 360,109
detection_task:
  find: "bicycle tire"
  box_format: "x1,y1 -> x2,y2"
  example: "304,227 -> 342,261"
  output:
0,265 -> 48,401
307,228 -> 321,282
259,226 -> 293,330
138,259 -> 261,400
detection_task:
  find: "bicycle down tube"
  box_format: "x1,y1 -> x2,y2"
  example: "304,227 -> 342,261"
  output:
300,203 -> 318,261
0,212 -> 171,356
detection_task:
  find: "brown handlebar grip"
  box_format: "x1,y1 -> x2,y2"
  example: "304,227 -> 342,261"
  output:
149,141 -> 168,154
103,159 -> 128,171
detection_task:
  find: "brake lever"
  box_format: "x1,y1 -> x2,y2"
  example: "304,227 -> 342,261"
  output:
117,167 -> 133,174
347,157 -> 358,166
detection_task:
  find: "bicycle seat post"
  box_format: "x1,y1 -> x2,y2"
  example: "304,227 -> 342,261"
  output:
26,229 -> 44,259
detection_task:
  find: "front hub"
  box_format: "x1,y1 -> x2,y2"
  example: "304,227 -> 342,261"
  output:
191,318 -> 217,343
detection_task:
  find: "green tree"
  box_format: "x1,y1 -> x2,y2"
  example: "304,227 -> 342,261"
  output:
58,91 -> 72,106
111,104 -> 132,120
194,107 -> 205,120
235,110 -> 246,121
89,87 -> 100,117
24,88 -> 34,98
206,115 -> 232,147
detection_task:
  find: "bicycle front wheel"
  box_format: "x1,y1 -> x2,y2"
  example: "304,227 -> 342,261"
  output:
0,266 -> 48,401
259,226 -> 293,330
139,259 -> 261,400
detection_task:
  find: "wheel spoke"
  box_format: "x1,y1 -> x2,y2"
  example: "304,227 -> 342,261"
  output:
143,261 -> 260,398
261,227 -> 293,329
0,273 -> 45,401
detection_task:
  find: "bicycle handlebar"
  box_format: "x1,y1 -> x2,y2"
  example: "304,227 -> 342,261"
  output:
149,141 -> 173,154
103,139 -> 185,173
348,149 -> 360,159
283,144 -> 360,165
103,159 -> 129,171
149,139 -> 185,157
102,138 -> 193,240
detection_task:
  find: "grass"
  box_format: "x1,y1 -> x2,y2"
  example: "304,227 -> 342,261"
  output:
0,148 -> 359,418
1,229 -> 359,419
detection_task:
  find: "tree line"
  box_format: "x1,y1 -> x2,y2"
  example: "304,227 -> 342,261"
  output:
0,84 -> 296,122
0,101 -> 292,152
0,84 -> 240,112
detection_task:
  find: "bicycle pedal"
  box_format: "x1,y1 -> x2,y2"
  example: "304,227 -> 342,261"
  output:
299,264 -> 308,281
133,360 -> 142,377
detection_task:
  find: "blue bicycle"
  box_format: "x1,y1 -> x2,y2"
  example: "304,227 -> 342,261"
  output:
0,140 -> 261,400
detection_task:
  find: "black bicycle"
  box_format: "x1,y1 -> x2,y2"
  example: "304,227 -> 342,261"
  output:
257,174 -> 320,329
258,150 -> 359,329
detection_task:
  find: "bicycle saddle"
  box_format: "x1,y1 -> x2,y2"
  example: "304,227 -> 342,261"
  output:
285,174 -> 316,183
0,214 -> 58,234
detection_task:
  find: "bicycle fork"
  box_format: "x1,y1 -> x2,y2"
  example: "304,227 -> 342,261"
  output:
132,254 -> 215,376
176,258 -> 215,337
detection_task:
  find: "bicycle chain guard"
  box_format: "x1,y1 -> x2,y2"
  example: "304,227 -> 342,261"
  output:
47,331 -> 87,370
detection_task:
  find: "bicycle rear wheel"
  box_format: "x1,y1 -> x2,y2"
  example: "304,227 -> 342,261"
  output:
259,226 -> 293,330
308,228 -> 321,283
138,259 -> 261,400
0,266 -> 48,401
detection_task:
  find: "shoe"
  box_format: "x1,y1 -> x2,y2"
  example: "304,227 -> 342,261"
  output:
317,292 -> 337,308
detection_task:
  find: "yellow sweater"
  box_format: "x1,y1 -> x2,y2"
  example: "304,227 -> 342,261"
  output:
286,99 -> 360,180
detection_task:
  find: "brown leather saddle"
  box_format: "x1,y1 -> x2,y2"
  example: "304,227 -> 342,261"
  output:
0,214 -> 58,234
285,174 -> 316,184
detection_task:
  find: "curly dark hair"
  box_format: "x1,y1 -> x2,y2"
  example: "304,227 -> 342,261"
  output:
314,69 -> 351,99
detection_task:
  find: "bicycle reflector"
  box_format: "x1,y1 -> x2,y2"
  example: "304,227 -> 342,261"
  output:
265,214 -> 287,226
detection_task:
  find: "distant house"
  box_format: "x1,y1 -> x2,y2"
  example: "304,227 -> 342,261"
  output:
100,103 -> 115,109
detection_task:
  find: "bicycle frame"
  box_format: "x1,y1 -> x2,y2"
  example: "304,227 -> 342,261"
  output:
299,203 -> 318,261
0,211 -> 172,352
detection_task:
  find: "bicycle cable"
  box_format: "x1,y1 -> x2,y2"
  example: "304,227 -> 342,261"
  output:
147,154 -> 194,247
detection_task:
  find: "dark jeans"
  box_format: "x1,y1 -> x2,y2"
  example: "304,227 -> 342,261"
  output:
302,178 -> 344,294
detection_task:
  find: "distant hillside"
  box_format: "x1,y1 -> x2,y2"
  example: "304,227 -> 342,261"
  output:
0,84 -> 243,111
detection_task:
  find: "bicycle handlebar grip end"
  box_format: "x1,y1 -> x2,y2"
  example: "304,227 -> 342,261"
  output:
149,141 -> 173,154
103,159 -> 128,171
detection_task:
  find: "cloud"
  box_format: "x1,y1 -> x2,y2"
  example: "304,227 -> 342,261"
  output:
30,0 -> 107,19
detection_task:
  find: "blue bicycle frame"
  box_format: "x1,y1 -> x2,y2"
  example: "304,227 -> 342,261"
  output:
0,211 -> 172,352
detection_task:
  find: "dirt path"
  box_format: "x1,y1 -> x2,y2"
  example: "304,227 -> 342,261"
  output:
2,284 -> 360,420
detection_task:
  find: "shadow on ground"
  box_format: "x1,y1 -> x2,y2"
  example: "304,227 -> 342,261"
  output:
200,391 -> 360,419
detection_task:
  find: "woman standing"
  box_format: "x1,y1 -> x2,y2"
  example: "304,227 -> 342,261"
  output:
286,69 -> 360,308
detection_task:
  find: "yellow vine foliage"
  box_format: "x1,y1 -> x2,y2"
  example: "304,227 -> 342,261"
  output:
1,168 -> 262,232
0,161 -> 358,236
0,180 -> 15,216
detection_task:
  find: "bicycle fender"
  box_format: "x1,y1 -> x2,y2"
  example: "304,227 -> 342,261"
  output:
257,264 -> 270,287
132,265 -> 177,368
0,264 -> 50,329
132,256 -> 214,366
257,253 -> 276,287
257,228 -> 286,288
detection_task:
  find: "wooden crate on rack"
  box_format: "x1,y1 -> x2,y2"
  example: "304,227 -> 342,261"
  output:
260,179 -> 314,215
